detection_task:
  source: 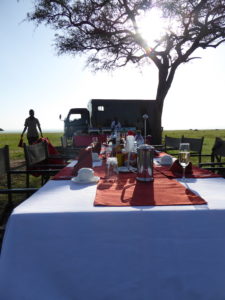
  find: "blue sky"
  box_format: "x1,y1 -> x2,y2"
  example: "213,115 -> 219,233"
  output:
1,0 -> 225,132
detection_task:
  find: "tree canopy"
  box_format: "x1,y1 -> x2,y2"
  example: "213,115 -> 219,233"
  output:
27,0 -> 225,142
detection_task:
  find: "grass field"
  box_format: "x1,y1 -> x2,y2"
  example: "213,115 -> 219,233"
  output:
0,132 -> 62,162
1,129 -> 225,161
162,129 -> 225,155
0,129 -> 225,229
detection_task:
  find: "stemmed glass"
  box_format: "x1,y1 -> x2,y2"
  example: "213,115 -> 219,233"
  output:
178,143 -> 190,181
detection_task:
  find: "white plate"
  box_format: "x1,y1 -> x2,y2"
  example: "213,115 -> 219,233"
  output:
118,166 -> 137,173
71,176 -> 100,184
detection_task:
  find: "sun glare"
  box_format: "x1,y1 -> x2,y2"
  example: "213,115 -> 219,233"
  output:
137,8 -> 174,49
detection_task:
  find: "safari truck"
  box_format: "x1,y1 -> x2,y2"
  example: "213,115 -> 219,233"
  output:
60,99 -> 159,145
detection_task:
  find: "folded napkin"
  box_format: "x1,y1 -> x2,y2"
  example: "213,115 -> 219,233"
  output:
72,147 -> 93,176
92,142 -> 101,154
170,159 -> 193,174
160,155 -> 173,165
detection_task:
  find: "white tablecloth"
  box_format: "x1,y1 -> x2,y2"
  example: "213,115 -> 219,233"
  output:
0,175 -> 225,300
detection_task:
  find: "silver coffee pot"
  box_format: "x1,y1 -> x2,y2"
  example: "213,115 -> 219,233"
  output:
136,144 -> 154,182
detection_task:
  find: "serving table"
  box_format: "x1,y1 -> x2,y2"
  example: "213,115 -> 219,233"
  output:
1,159 -> 225,300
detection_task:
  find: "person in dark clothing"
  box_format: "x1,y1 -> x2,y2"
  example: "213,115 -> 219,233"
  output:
21,109 -> 43,145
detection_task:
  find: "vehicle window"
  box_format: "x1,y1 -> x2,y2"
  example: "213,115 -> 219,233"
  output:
69,114 -> 82,121
97,106 -> 104,111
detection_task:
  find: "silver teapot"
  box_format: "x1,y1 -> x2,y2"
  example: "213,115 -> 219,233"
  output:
136,144 -> 154,182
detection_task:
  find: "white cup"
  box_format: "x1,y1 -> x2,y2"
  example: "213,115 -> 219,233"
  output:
78,168 -> 94,181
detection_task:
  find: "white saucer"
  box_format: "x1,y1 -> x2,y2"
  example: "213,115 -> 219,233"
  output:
71,176 -> 100,184
118,166 -> 137,173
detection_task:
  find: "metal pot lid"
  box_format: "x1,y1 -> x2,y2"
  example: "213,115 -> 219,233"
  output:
137,144 -> 155,150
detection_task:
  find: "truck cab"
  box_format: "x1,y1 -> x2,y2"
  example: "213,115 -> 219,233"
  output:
60,99 -> 161,146
63,108 -> 90,139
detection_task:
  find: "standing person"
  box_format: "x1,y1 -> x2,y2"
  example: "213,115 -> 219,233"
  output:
21,109 -> 43,145
111,117 -> 121,132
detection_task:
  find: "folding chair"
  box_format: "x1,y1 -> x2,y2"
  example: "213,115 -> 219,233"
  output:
164,135 -> 182,152
199,137 -> 225,177
0,145 -> 38,226
23,141 -> 67,187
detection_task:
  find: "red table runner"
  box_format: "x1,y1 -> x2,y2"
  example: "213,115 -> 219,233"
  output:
73,134 -> 107,147
94,170 -> 207,207
155,165 -> 220,179
52,158 -> 210,207
52,167 -> 74,180
52,164 -> 105,180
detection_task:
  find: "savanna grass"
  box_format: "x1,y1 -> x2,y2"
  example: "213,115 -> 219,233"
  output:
163,129 -> 225,161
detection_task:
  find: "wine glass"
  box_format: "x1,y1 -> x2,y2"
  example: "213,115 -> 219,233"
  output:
178,143 -> 190,181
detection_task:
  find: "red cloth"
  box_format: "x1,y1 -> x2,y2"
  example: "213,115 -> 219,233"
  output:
36,137 -> 58,154
94,170 -> 207,206
28,138 -> 66,177
170,159 -> 193,174
52,167 -> 74,180
52,161 -> 207,207
73,135 -> 107,147
52,164 -> 105,180
127,130 -> 135,136
72,147 -> 93,176
157,152 -> 168,157
155,161 -> 220,179
36,137 -> 66,165
154,150 -> 167,157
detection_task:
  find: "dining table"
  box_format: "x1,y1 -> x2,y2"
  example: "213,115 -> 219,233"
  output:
1,158 -> 225,300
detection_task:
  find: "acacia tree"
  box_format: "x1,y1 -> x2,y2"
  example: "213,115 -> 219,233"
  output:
27,0 -> 225,143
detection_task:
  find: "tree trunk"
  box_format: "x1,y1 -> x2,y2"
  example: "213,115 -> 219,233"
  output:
150,63 -> 178,145
150,101 -> 163,145
150,80 -> 168,144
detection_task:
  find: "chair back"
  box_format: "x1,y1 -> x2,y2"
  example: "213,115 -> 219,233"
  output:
0,146 -> 10,176
212,137 -> 225,161
24,141 -> 48,168
181,136 -> 204,153
164,136 -> 182,151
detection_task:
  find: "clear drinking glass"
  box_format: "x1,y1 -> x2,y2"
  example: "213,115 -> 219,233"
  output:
178,143 -> 190,181
106,157 -> 118,181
